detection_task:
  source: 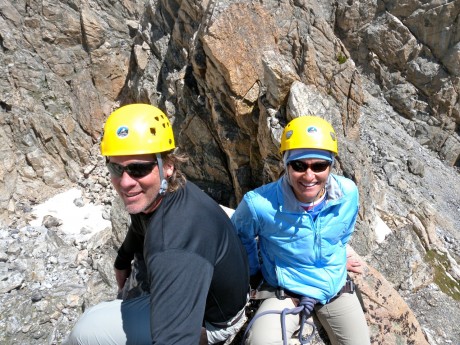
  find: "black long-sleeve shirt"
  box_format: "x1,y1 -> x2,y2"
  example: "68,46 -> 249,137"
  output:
115,181 -> 249,344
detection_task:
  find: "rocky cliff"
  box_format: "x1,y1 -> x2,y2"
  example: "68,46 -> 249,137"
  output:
0,0 -> 459,344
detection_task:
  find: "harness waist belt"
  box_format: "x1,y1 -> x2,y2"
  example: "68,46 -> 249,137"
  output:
252,279 -> 355,302
328,279 -> 355,303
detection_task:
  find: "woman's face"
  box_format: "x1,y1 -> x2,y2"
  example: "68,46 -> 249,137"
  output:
287,159 -> 331,203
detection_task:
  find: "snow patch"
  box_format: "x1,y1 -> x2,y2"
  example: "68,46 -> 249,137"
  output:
375,215 -> 392,243
30,188 -> 111,240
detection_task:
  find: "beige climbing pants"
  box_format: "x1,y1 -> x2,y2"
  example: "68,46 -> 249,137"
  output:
245,291 -> 370,345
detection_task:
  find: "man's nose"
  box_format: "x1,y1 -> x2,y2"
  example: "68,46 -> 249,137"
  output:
118,171 -> 138,187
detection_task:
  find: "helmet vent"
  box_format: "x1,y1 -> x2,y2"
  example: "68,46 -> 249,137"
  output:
150,128 -> 156,136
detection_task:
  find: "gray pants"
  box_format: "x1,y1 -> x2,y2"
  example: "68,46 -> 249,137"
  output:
64,296 -> 150,345
246,292 -> 370,345
65,295 -> 246,345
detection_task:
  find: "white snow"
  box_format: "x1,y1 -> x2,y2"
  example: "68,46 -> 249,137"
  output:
220,205 -> 235,218
30,188 -> 111,240
374,215 -> 392,243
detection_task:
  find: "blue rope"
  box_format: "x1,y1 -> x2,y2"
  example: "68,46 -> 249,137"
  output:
242,296 -> 318,345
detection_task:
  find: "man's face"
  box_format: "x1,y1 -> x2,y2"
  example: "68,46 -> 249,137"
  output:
107,154 -> 173,214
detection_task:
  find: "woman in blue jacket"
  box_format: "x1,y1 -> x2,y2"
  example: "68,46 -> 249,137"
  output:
232,116 -> 370,345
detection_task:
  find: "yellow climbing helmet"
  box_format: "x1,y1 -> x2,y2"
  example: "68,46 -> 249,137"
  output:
100,104 -> 176,156
280,116 -> 338,154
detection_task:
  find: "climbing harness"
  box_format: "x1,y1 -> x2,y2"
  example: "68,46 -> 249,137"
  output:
243,279 -> 357,345
242,294 -> 318,345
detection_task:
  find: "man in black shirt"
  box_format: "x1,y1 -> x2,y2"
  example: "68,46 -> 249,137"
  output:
66,104 -> 249,345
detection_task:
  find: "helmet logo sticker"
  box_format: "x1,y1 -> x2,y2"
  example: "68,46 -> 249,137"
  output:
285,130 -> 293,140
306,126 -> 318,134
116,126 -> 129,138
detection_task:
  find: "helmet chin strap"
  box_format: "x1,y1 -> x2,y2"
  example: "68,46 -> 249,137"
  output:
156,153 -> 168,196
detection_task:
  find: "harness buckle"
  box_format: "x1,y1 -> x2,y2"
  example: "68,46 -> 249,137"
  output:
344,279 -> 355,294
347,280 -> 355,293
275,287 -> 286,300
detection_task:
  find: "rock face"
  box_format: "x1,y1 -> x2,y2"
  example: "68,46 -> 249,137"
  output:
0,0 -> 459,344
0,0 -> 145,218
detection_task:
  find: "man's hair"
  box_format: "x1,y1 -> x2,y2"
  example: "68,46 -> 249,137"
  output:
163,149 -> 188,193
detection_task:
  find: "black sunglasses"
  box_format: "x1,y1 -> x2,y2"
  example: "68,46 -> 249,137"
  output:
106,161 -> 158,178
288,160 -> 331,173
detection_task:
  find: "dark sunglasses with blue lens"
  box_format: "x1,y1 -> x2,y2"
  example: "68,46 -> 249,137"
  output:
288,160 -> 331,173
106,161 -> 158,178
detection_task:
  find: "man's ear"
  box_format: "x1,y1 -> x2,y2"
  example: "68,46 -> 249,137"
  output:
163,160 -> 174,178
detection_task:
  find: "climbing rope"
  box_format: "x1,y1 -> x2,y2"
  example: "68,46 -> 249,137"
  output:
242,296 -> 318,345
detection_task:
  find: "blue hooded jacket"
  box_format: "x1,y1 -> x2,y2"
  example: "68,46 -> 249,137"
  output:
231,174 -> 359,304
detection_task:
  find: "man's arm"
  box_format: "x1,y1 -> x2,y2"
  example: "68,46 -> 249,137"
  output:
114,267 -> 131,292
113,222 -> 143,292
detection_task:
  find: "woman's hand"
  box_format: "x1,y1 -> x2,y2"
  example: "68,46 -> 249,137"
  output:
346,254 -> 363,274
